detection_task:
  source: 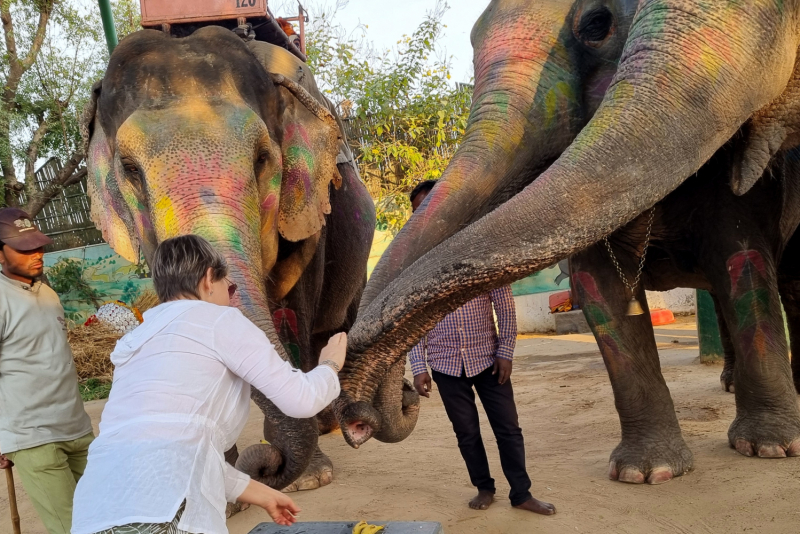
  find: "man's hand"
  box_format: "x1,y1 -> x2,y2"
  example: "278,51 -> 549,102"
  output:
492,358 -> 512,385
414,372 -> 432,398
0,454 -> 12,469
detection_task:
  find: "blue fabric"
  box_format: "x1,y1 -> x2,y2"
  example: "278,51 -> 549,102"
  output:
409,286 -> 517,377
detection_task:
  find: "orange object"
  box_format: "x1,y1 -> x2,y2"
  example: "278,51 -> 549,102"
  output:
277,17 -> 296,35
650,308 -> 675,326
548,290 -> 571,313
140,0 -> 267,26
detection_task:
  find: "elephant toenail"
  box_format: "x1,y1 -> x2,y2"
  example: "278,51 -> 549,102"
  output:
734,439 -> 754,457
607,461 -> 619,480
618,467 -> 645,484
787,440 -> 800,457
757,444 -> 787,458
647,467 -> 674,485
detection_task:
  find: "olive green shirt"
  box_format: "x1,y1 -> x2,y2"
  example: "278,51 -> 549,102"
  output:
0,273 -> 92,453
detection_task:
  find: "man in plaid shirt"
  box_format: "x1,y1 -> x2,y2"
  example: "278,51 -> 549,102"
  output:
408,181 -> 556,516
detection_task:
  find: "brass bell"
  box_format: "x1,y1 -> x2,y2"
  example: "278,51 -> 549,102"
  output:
626,297 -> 645,316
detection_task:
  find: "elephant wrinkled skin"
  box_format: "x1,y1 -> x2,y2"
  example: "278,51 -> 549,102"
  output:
84,27 -> 375,492
335,0 -> 800,485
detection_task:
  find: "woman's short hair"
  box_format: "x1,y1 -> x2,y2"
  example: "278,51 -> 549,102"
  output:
151,235 -> 228,302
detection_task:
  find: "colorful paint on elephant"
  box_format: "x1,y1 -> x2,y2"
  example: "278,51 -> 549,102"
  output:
377,0 -> 583,277
282,123 -> 315,207
727,250 -> 780,361
273,307 -> 302,368
572,271 -> 630,374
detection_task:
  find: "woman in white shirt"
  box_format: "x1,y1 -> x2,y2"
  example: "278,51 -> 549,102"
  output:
72,235 -> 346,534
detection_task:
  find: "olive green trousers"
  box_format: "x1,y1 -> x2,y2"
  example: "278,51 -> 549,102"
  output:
6,432 -> 94,534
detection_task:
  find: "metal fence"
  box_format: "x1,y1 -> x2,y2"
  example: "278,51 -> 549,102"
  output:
17,158 -> 104,252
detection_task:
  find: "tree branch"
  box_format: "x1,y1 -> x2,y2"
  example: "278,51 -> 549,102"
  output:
21,2 -> 54,72
22,150 -> 86,218
24,113 -> 50,189
1,3 -> 19,77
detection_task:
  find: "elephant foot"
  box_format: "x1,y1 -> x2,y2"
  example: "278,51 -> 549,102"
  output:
720,367 -> 735,393
281,448 -> 333,493
728,411 -> 800,458
607,435 -> 694,485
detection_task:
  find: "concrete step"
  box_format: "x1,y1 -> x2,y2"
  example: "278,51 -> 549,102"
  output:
553,309 -> 592,335
249,522 -> 444,534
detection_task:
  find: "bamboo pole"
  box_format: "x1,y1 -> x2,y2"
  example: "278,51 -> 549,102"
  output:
5,468 -> 21,534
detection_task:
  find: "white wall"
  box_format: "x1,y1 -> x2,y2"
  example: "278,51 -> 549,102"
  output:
514,292 -> 558,333
515,288 -> 697,334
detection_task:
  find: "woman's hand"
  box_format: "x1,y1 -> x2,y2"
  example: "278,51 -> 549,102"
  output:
318,332 -> 347,372
237,479 -> 301,526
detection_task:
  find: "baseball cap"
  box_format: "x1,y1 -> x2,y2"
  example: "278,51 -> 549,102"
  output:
0,208 -> 53,251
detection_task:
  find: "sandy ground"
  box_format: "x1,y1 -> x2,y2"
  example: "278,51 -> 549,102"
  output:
3,316 -> 799,534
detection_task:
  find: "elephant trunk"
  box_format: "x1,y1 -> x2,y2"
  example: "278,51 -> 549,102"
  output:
337,0 -> 799,446
360,1 -> 581,311
168,187 -> 318,490
338,2 -> 584,442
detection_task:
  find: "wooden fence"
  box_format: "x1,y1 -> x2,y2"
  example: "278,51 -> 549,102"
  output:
17,158 -> 103,252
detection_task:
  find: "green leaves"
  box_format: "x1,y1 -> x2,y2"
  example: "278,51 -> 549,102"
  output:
48,257 -> 105,308
1,0 -> 137,208
304,0 -> 472,234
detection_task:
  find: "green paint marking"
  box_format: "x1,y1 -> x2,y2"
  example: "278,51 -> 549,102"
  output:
286,145 -> 315,171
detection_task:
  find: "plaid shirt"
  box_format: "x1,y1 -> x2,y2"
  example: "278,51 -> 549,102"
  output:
409,286 -> 517,378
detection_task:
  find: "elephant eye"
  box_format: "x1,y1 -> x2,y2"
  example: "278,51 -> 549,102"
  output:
121,158 -> 143,187
576,7 -> 615,47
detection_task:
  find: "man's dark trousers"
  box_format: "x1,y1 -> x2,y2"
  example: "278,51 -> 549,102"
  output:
431,365 -> 533,506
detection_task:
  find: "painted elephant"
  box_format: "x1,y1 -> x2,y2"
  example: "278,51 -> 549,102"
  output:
83,26 -> 375,492
333,0 -> 800,485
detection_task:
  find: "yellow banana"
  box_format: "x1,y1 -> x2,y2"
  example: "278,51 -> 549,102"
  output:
352,521 -> 384,534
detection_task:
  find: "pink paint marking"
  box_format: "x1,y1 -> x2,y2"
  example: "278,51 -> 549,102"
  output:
261,193 -> 277,211
285,122 -> 311,146
572,271 -> 604,303
727,250 -> 767,295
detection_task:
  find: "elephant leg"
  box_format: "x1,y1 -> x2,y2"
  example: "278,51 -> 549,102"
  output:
779,279 -> 800,394
705,248 -> 800,457
571,245 -> 693,485
280,447 -> 333,493
778,231 -> 800,394
711,293 -> 737,393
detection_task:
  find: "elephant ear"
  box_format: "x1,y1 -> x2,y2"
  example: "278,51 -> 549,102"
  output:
81,80 -> 139,263
732,53 -> 800,195
271,73 -> 343,242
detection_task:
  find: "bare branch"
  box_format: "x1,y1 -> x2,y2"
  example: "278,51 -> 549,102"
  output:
1,3 -> 19,76
21,2 -> 54,72
24,113 -> 50,187
22,150 -> 86,218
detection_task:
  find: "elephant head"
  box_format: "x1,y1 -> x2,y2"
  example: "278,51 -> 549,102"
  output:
335,0 -> 800,446
83,26 -> 343,488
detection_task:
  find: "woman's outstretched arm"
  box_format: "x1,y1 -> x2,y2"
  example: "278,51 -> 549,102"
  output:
214,308 -> 342,418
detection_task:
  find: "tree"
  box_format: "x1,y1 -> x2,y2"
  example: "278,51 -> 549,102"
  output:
0,0 -> 139,216
47,256 -> 104,307
303,0 -> 472,233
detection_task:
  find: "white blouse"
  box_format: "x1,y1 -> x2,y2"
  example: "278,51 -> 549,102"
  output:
72,300 -> 339,534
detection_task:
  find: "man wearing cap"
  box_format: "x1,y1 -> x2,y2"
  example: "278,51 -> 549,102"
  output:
0,208 -> 93,534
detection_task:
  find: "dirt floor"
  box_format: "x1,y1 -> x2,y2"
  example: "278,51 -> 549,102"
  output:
3,316 -> 799,534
